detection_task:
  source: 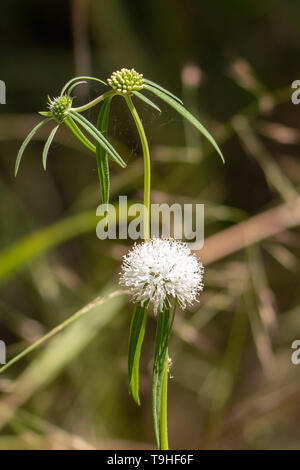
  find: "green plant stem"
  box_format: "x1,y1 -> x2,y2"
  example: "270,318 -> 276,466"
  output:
125,95 -> 151,240
71,90 -> 115,113
160,352 -> 169,450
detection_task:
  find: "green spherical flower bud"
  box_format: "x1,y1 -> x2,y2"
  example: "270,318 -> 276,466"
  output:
48,95 -> 72,123
107,68 -> 144,95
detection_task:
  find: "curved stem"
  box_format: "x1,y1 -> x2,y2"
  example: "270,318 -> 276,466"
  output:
160,352 -> 169,450
125,95 -> 151,240
71,90 -> 115,113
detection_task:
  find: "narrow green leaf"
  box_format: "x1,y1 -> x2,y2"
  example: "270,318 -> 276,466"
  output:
144,78 -> 183,105
128,302 -> 148,405
15,118 -> 52,176
132,91 -> 161,113
69,111 -> 127,168
96,97 -> 112,211
145,84 -> 225,163
42,125 -> 59,170
65,117 -> 96,153
61,76 -> 107,96
152,306 -> 170,448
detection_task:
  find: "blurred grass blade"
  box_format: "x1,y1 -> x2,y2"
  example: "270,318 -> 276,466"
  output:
0,202 -> 134,286
96,97 -> 112,211
60,76 -> 107,96
15,118 -> 51,176
232,116 -> 297,202
42,125 -> 59,170
152,307 -> 170,448
69,110 -> 127,168
265,241 -> 298,271
207,307 -> 248,438
145,83 -> 225,163
65,117 -> 96,153
133,91 -> 161,113
246,245 -> 277,378
144,78 -> 183,104
128,303 -> 148,405
0,210 -> 96,286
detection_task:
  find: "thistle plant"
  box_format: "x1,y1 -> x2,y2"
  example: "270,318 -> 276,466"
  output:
15,67 -> 224,449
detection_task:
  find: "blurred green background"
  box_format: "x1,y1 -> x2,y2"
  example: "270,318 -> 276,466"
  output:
1,0 -> 300,449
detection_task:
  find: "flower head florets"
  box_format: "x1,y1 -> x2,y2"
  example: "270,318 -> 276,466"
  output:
48,95 -> 72,123
107,68 -> 144,95
119,238 -> 204,314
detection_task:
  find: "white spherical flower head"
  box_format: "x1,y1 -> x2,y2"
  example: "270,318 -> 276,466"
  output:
119,238 -> 204,314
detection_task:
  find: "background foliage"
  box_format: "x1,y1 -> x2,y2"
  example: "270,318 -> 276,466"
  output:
1,0 -> 300,449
